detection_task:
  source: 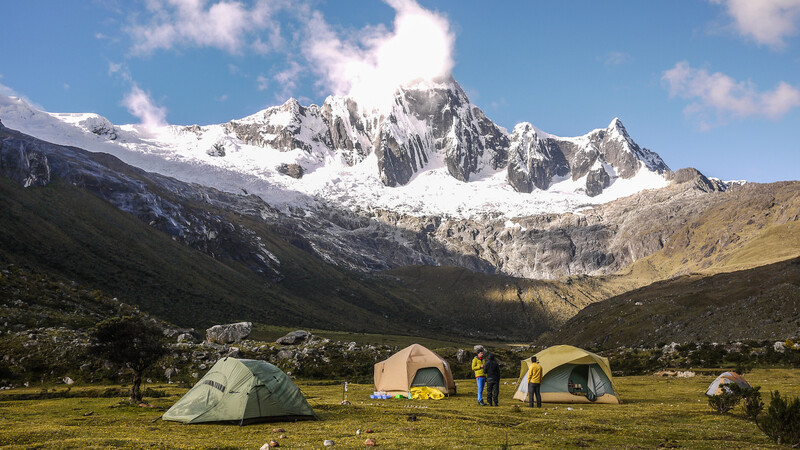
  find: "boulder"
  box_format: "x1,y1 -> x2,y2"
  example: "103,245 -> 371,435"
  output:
206,322 -> 252,344
177,333 -> 197,343
276,349 -> 295,360
164,367 -> 178,379
276,330 -> 311,345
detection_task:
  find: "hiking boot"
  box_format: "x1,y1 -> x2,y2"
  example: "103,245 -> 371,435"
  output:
478,400 -> 487,406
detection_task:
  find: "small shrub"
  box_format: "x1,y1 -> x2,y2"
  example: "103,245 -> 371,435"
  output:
742,386 -> 763,421
708,382 -> 763,416
758,391 -> 800,446
708,389 -> 741,414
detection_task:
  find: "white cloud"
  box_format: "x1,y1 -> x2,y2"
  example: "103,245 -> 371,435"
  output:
127,0 -> 286,55
662,61 -> 800,128
302,0 -> 455,110
108,61 -> 133,83
122,84 -> 168,130
602,51 -> 632,66
273,61 -> 303,100
711,0 -> 800,49
256,74 -> 269,91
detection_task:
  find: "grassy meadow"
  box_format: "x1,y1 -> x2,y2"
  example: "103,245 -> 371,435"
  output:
2,368 -> 799,448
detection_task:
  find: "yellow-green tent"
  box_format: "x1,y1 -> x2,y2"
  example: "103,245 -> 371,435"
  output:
162,357 -> 317,424
513,345 -> 620,404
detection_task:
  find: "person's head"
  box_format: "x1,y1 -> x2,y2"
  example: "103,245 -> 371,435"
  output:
487,353 -> 495,361
478,350 -> 484,358
531,356 -> 537,363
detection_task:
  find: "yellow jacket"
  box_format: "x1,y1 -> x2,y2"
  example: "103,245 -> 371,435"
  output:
472,356 -> 485,377
527,362 -> 542,384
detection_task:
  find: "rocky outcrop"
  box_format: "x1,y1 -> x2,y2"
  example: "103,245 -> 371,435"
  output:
206,322 -> 252,344
507,123 -> 569,192
0,125 -> 51,187
671,167 -> 725,192
79,116 -> 117,140
277,163 -> 304,179
276,330 -> 311,345
225,98 -> 333,155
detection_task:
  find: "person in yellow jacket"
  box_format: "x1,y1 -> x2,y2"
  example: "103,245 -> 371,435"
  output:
472,349 -> 487,406
527,356 -> 543,408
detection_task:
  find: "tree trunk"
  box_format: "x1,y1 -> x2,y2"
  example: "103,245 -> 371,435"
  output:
130,370 -> 143,404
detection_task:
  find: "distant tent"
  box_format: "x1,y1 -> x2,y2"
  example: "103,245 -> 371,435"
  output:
162,357 -> 317,425
374,344 -> 456,396
706,372 -> 751,396
512,345 -> 620,404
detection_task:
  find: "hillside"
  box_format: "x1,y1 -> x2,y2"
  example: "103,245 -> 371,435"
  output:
614,180 -> 800,283
0,170 -> 591,341
540,256 -> 800,348
2,120 -> 799,345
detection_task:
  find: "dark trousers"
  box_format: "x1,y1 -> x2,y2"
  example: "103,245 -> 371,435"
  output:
486,380 -> 499,406
528,382 -> 541,408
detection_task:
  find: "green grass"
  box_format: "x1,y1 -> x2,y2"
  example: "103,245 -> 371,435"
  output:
2,369 -> 799,448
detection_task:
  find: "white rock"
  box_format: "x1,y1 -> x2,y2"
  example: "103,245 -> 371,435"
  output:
205,322 -> 252,344
323,439 -> 335,446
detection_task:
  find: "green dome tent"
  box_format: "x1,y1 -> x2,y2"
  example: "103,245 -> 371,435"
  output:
162,357 -> 317,425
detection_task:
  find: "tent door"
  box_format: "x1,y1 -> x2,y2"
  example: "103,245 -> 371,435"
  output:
587,366 -> 606,399
411,367 -> 445,388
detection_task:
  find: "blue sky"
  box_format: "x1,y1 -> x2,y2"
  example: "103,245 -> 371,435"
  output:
2,0 -> 799,182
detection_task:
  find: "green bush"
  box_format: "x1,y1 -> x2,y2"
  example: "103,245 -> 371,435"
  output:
708,388 -> 741,414
708,383 -> 764,417
758,391 -> 800,446
742,386 -> 763,421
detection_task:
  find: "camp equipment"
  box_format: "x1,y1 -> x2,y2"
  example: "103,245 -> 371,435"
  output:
512,345 -> 620,404
373,344 -> 456,396
162,357 -> 316,424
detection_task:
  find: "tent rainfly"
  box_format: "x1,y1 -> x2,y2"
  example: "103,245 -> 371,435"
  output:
162,357 -> 317,425
513,345 -> 620,404
706,372 -> 751,396
374,344 -> 456,396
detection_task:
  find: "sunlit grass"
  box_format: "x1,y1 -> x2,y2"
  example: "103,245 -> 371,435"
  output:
2,368 -> 798,448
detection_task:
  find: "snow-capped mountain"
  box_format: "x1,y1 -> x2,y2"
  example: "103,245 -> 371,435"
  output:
0,77 -> 674,220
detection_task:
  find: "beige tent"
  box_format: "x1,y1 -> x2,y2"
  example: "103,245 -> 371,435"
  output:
374,344 -> 456,396
512,345 -> 620,404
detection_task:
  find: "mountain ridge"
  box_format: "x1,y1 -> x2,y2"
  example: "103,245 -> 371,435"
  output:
0,76 -> 677,225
